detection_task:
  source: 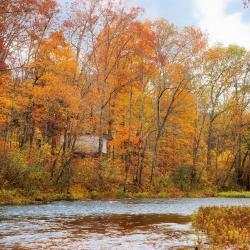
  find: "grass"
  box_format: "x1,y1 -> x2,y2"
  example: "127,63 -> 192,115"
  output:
218,191 -> 250,198
135,192 -> 150,198
1,188 -> 246,205
0,189 -> 88,205
193,206 -> 250,248
0,189 -> 30,205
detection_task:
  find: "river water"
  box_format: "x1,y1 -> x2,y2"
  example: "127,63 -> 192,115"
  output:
0,198 -> 250,249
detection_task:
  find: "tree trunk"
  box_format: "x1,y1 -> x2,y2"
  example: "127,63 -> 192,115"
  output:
206,117 -> 213,172
124,81 -> 133,192
150,137 -> 159,183
98,103 -> 104,155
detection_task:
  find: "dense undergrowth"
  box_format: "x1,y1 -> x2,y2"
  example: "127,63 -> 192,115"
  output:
0,148 -> 221,205
1,148 -> 249,205
0,187 -> 219,205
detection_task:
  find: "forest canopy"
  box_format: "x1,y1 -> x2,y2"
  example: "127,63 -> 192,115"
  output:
0,0 -> 250,199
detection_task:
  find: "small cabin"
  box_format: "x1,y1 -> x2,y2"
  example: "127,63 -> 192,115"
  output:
60,135 -> 109,156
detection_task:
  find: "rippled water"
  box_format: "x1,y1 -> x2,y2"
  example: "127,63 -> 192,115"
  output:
0,198 -> 250,249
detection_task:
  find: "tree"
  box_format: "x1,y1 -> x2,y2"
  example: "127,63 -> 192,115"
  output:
149,20 -> 206,183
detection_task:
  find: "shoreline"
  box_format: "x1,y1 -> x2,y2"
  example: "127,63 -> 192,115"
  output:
1,189 -> 249,206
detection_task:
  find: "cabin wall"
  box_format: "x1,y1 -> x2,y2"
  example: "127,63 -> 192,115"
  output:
60,135 -> 108,154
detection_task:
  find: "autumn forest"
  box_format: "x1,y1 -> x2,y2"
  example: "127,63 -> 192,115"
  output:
1,0 -> 250,202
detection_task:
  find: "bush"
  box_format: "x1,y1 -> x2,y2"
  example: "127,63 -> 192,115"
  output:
116,190 -> 131,198
0,149 -> 52,192
157,191 -> 167,198
0,189 -> 29,205
193,206 -> 250,248
156,177 -> 174,192
171,165 -> 195,191
135,192 -> 149,198
89,190 -> 101,199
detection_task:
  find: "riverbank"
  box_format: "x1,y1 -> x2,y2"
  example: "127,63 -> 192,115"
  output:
1,188 -> 250,205
193,206 -> 250,248
0,188 -> 221,205
218,191 -> 250,198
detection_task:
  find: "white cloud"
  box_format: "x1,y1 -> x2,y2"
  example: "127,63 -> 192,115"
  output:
193,0 -> 250,49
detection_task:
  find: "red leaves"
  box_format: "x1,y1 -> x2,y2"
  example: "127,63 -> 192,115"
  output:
37,0 -> 58,18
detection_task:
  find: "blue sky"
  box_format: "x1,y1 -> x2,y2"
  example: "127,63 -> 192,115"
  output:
59,0 -> 250,49
134,0 -> 196,27
134,0 -> 250,49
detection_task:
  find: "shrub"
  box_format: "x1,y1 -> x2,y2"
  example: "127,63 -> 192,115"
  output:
158,191 -> 167,198
0,149 -> 52,192
135,192 -> 149,198
90,190 -> 101,199
193,206 -> 250,248
116,190 -> 131,198
171,165 -> 195,191
0,189 -> 29,205
156,177 -> 174,192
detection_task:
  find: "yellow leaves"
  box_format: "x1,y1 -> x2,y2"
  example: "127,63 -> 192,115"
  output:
112,125 -> 139,147
204,45 -> 246,65
35,32 -> 78,77
1,98 -> 11,107
164,63 -> 189,85
193,207 -> 250,248
33,81 -> 80,124
29,32 -> 81,131
0,73 -> 13,125
34,79 -> 79,109
181,26 -> 207,54
128,21 -> 155,59
204,47 -> 225,61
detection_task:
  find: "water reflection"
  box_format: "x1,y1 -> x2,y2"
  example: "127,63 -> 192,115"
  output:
0,214 -> 196,249
1,198 -> 250,249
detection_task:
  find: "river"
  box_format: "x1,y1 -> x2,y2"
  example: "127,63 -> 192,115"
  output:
0,198 -> 250,249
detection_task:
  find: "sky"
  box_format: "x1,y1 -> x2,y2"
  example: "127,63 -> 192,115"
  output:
59,0 -> 250,49
134,0 -> 250,49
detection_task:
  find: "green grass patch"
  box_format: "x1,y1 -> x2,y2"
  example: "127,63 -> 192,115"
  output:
33,192 -> 71,202
116,190 -> 132,198
0,189 -> 30,205
0,189 -> 89,205
135,192 -> 149,198
218,191 -> 250,198
157,191 -> 168,198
